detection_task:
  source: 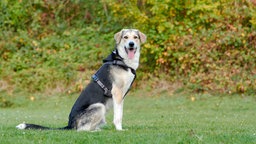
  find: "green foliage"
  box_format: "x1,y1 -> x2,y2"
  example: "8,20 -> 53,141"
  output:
0,0 -> 255,94
0,95 -> 14,108
106,0 -> 256,93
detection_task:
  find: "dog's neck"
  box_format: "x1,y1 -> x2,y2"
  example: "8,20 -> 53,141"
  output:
115,49 -> 139,70
115,46 -> 140,70
103,49 -> 139,74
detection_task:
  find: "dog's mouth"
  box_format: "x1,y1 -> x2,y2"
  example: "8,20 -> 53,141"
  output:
125,47 -> 137,59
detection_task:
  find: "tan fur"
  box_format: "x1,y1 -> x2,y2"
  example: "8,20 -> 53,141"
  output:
112,85 -> 123,104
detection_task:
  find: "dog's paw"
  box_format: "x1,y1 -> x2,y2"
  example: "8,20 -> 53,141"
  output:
115,125 -> 122,131
115,126 -> 128,131
116,128 -> 128,131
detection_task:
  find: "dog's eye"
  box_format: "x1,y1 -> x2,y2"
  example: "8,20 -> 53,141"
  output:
134,36 -> 138,39
123,36 -> 128,39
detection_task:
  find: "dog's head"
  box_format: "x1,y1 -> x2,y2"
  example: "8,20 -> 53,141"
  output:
114,29 -> 146,60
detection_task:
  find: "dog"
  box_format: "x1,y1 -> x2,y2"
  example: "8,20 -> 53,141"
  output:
16,29 -> 146,131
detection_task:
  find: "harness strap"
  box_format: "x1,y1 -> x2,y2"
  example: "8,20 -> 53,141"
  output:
104,60 -> 136,75
92,49 -> 136,98
123,71 -> 136,98
92,74 -> 112,97
104,60 -> 136,98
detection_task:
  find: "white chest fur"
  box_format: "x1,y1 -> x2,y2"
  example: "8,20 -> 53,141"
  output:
111,67 -> 135,97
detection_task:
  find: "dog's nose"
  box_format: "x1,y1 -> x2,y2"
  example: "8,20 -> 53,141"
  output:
129,42 -> 134,47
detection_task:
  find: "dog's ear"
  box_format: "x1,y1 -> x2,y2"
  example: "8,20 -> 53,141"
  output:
114,30 -> 123,44
138,31 -> 147,44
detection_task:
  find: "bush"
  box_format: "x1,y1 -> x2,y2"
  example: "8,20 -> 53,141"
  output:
106,0 -> 256,94
0,0 -> 255,95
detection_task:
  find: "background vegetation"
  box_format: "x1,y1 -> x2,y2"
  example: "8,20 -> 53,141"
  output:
0,0 -> 255,96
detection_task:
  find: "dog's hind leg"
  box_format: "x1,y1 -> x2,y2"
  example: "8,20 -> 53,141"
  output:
76,103 -> 106,131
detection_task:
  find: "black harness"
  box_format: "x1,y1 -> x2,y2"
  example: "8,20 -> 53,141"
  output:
92,50 -> 136,98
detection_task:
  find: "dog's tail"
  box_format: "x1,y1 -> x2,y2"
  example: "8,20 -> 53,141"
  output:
16,123 -> 71,130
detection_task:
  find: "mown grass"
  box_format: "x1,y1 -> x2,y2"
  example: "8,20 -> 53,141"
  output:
0,91 -> 255,144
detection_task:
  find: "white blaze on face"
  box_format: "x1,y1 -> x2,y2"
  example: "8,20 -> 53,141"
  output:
114,29 -> 146,69
121,30 -> 140,59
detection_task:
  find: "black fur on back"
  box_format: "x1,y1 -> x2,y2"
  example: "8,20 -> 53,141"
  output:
67,64 -> 113,129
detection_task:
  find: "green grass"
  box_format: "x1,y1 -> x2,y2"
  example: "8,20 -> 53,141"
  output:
0,92 -> 255,144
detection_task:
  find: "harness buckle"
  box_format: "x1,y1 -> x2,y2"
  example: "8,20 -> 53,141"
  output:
92,75 -> 98,81
113,60 -> 118,65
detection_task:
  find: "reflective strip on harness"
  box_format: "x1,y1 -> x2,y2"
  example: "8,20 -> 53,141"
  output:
92,74 -> 112,97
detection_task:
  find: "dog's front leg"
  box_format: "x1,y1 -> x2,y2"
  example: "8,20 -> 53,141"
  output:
113,99 -> 123,130
112,85 -> 124,130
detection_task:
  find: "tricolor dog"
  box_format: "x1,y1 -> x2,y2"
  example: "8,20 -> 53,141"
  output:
16,29 -> 146,131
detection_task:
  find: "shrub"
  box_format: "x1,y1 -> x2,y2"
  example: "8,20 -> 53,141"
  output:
0,0 -> 255,94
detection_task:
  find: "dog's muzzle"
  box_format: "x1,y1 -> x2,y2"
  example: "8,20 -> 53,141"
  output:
125,42 -> 137,59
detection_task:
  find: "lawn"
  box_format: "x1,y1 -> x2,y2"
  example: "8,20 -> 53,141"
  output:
0,91 -> 255,144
